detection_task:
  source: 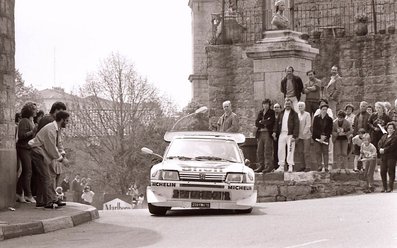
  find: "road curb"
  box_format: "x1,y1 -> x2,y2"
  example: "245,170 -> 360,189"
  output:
0,204 -> 100,241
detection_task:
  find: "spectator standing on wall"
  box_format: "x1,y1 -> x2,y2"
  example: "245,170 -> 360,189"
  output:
272,103 -> 282,171
303,70 -> 321,117
296,102 -> 312,171
254,99 -> 275,173
332,110 -> 353,174
353,101 -> 370,135
314,99 -> 334,168
273,98 -> 299,173
352,128 -> 366,172
344,103 -> 356,168
368,102 -> 391,158
217,100 -> 240,132
325,65 -> 342,116
388,98 -> 397,125
312,103 -> 333,172
378,122 -> 397,192
359,133 -> 377,193
384,101 -> 392,115
280,66 -> 304,111
16,102 -> 38,203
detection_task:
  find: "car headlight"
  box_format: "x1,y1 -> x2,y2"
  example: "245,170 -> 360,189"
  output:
246,172 -> 254,183
225,173 -> 246,183
160,170 -> 180,181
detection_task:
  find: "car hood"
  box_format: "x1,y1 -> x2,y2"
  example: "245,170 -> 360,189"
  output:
153,160 -> 249,173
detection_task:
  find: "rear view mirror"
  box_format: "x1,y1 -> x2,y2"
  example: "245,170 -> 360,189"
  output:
141,147 -> 154,155
141,147 -> 163,160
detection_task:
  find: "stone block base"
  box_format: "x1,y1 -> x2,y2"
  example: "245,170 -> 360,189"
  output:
0,149 -> 17,209
255,171 -> 374,202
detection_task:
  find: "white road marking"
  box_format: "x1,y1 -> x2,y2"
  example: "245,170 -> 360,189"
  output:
284,239 -> 329,248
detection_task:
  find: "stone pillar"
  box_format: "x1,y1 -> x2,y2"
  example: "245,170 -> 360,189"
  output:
246,30 -> 319,107
0,0 -> 16,209
188,0 -> 220,107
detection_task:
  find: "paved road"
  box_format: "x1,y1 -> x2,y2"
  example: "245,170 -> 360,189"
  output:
2,193 -> 397,248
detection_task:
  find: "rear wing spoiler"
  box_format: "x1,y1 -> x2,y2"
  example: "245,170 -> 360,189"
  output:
164,131 -> 246,144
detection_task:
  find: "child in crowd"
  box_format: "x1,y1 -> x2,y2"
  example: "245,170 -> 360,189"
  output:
81,186 -> 95,205
359,133 -> 377,193
55,187 -> 65,202
352,128 -> 366,172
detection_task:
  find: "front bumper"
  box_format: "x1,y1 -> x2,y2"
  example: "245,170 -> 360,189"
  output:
147,180 -> 257,210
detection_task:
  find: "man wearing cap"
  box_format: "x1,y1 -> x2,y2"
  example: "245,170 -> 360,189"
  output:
273,98 -> 299,172
255,99 -> 275,173
280,66 -> 304,111
312,103 -> 333,172
217,100 -> 240,133
325,65 -> 342,115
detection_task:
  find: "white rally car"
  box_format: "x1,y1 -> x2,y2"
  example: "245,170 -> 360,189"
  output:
141,131 -> 257,216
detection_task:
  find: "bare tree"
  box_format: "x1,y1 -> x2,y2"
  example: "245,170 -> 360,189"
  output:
70,53 -> 176,194
15,69 -> 42,113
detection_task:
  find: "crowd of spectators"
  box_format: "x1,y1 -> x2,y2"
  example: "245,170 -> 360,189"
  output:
217,65 -> 397,193
15,101 -> 71,208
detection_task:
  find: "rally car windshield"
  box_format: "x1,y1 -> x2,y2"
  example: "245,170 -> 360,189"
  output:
165,138 -> 242,163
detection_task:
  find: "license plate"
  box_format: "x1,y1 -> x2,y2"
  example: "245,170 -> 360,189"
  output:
191,202 -> 210,208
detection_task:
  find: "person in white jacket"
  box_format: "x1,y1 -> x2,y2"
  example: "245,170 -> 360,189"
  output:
296,102 -> 312,171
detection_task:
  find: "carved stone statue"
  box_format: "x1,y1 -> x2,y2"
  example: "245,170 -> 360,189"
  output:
271,0 -> 289,30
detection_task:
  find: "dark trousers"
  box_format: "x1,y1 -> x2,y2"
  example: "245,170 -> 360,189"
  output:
31,151 -> 56,205
16,148 -> 33,197
273,137 -> 279,170
256,131 -> 273,170
314,141 -> 329,169
380,158 -> 396,190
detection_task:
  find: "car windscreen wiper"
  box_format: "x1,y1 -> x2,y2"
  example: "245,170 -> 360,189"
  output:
166,156 -> 193,160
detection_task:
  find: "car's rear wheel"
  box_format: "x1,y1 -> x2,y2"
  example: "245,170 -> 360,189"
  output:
148,203 -> 170,216
236,207 -> 253,214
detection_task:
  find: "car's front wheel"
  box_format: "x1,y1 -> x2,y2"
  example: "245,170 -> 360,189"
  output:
148,203 -> 170,216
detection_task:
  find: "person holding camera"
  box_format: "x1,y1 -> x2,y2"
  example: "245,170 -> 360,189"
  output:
254,99 -> 275,173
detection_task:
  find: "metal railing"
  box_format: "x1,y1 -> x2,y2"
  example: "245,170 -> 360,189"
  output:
212,0 -> 397,44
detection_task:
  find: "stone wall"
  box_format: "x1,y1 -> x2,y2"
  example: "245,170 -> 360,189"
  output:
204,34 -> 397,135
310,34 -> 397,110
255,171 -> 375,202
206,45 -> 257,136
0,0 -> 16,210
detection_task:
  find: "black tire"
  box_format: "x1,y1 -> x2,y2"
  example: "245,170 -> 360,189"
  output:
236,207 -> 253,214
148,203 -> 169,216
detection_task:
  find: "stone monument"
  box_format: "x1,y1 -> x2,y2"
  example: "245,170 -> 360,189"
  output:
246,0 -> 319,107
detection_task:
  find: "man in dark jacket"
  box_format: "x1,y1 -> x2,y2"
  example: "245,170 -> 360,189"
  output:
280,66 -> 304,111
254,99 -> 275,173
272,98 -> 299,172
353,101 -> 370,135
312,104 -> 333,172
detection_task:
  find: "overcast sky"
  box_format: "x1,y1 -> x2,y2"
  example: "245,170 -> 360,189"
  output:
15,0 -> 193,109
